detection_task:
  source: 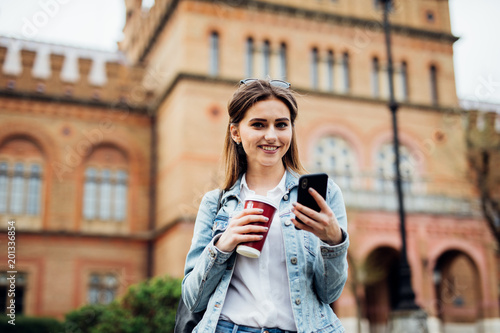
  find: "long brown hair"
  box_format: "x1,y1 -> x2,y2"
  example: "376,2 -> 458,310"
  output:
222,79 -> 306,190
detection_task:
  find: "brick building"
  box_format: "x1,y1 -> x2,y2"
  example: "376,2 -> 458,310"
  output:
0,0 -> 499,332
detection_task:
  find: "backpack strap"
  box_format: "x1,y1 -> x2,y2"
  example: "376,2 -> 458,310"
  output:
216,189 -> 225,213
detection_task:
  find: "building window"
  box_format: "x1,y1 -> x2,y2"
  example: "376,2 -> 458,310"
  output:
371,57 -> 380,97
88,273 -> 118,305
374,0 -> 393,11
83,168 -> 128,222
326,50 -> 334,91
376,143 -> 414,192
263,40 -> 271,77
99,170 -> 112,220
209,31 -> 219,76
0,162 -> 42,216
26,165 -> 41,215
279,43 -> 287,80
400,61 -> 408,101
313,136 -> 357,189
311,47 -> 319,89
430,64 -> 438,105
10,163 -> 24,214
1,272 -> 26,315
0,163 -> 8,213
114,171 -> 128,221
245,37 -> 254,78
83,168 -> 98,220
342,52 -> 350,93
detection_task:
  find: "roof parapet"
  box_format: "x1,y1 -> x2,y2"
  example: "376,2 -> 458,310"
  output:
0,36 -> 151,109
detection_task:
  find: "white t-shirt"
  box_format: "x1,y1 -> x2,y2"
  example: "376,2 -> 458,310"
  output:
220,171 -> 297,330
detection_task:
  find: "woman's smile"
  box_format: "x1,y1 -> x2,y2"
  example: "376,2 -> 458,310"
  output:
259,145 -> 279,152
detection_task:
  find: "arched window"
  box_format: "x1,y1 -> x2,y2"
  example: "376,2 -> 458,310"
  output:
83,168 -> 129,222
209,31 -> 219,76
311,47 -> 319,89
99,169 -> 112,220
430,64 -> 438,105
279,42 -> 287,80
0,138 -> 44,217
83,146 -> 129,222
114,170 -> 128,221
326,50 -> 334,92
10,163 -> 25,214
312,136 -> 357,189
372,57 -> 380,97
0,162 -> 8,213
245,37 -> 254,78
26,164 -> 41,215
342,52 -> 350,93
0,162 -> 42,215
376,143 -> 415,192
263,40 -> 271,77
83,168 -> 98,220
400,61 -> 408,101
374,0 -> 393,11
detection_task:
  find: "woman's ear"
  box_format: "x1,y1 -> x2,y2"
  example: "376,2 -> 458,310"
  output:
230,124 -> 241,144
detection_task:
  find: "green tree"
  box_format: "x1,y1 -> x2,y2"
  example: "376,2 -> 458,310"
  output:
466,111 -> 500,245
64,275 -> 182,333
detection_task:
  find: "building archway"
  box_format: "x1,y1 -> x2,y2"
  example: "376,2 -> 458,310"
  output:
363,246 -> 400,333
433,250 -> 482,332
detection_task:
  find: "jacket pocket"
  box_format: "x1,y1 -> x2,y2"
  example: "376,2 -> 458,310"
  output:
314,318 -> 345,333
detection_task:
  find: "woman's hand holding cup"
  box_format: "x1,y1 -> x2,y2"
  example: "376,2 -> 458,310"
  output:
215,208 -> 269,253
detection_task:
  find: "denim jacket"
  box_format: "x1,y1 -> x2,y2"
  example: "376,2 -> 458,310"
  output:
182,171 -> 349,333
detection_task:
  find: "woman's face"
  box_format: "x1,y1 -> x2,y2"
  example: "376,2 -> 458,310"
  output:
231,98 -> 292,172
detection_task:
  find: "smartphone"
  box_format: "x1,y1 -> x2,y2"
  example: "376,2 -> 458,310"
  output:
295,173 -> 328,228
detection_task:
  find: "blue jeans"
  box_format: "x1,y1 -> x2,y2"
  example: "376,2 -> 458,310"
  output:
215,320 -> 297,333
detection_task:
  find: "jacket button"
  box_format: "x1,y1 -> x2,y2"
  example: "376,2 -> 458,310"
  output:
295,298 -> 301,305
283,194 -> 289,201
284,219 -> 292,226
290,257 -> 297,265
210,250 -> 216,258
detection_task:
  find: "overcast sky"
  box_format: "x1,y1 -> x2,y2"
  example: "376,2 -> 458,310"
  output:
0,0 -> 499,105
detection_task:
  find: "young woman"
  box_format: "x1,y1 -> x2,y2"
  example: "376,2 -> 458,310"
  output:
182,79 -> 349,333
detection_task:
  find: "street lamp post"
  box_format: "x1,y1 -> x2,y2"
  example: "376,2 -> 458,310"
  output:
378,0 -> 428,331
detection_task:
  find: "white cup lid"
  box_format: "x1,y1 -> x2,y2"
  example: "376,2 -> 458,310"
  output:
244,194 -> 278,209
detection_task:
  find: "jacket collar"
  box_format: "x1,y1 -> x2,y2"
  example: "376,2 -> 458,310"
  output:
221,169 -> 300,203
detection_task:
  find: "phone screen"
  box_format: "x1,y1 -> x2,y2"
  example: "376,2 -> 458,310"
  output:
295,173 -> 328,225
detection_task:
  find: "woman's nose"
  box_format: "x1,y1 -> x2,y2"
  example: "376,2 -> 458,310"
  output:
264,127 -> 277,141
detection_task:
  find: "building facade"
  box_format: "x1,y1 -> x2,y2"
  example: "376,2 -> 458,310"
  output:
0,0 -> 499,332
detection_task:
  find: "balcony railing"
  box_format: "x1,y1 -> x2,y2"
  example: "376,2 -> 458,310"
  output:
318,172 -> 480,217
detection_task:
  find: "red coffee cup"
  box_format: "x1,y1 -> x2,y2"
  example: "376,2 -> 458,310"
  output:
236,195 -> 278,258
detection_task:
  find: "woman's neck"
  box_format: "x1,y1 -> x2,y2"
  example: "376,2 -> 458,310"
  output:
245,165 -> 286,195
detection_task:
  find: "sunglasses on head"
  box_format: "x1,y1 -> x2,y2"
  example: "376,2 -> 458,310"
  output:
239,78 -> 291,89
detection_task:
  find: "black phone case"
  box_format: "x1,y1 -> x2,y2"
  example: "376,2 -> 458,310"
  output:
295,173 -> 328,227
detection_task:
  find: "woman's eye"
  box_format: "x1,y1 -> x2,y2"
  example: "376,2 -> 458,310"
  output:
276,122 -> 288,128
252,123 -> 264,128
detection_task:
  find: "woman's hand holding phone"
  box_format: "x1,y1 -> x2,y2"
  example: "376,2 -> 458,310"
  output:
291,187 -> 343,246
